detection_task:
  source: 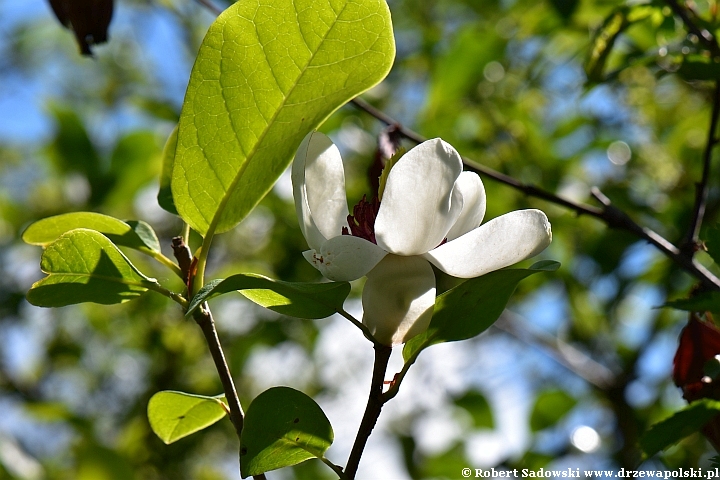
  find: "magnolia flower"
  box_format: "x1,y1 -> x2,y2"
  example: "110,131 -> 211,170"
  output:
292,132 -> 552,346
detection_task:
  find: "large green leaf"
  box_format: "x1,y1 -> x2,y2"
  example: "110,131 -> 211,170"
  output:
147,391 -> 228,444
240,386 -> 333,477
187,274 -> 350,319
27,229 -> 157,307
640,399 -> 720,457
403,261 -> 560,361
529,390 -> 576,432
23,212 -> 161,254
172,0 -> 395,235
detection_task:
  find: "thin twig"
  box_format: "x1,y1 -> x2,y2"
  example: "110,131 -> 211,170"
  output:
350,97 -> 720,291
349,98 -> 602,220
682,80 -> 720,255
493,314 -> 616,390
590,188 -> 720,290
337,308 -> 381,346
345,344 -> 392,479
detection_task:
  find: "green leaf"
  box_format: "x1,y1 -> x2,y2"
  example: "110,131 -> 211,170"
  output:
663,291 -> 720,313
47,103 -> 101,179
548,0 -> 578,21
240,386 -> 333,477
125,221 -> 162,254
187,274 -> 350,319
678,57 -> 720,81
27,229 -> 156,307
46,104 -> 114,206
529,390 -> 576,431
584,5 -> 655,83
706,224 -> 720,266
454,390 -> 494,429
105,131 -> 162,208
403,261 -> 560,361
147,391 -> 228,444
158,126 -> 179,215
172,0 -> 395,236
23,212 -> 161,254
640,399 -> 720,457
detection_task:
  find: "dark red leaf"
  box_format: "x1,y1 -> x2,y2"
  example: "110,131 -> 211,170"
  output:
673,314 -> 720,395
48,0 -> 114,56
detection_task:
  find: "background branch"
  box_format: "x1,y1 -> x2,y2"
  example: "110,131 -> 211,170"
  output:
194,0 -> 222,16
350,97 -> 720,291
681,81 -> 720,255
663,0 -> 720,57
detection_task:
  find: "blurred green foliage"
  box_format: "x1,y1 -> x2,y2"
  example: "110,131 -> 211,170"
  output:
1,0 -> 720,478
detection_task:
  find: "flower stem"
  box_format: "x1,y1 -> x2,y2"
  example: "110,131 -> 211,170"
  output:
337,308 -> 380,346
344,343 -> 392,479
146,250 -> 185,279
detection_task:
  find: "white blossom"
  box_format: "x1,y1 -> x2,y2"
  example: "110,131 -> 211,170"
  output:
292,132 -> 552,346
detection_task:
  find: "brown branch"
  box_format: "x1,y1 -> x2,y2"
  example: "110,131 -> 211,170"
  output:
350,97 -> 720,291
681,81 -> 720,255
193,308 -> 244,436
590,188 -> 720,290
344,344 -> 392,479
193,308 -> 268,480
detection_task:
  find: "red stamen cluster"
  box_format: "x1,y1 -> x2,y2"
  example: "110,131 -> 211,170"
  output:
342,195 -> 380,244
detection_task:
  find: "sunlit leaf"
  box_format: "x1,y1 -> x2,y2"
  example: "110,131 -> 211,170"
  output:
147,391 -> 228,444
23,212 -> 161,254
240,386 -> 333,477
172,0 -> 395,235
27,229 -> 156,307
187,274 -> 350,319
640,399 -> 720,457
403,261 -> 560,361
529,390 -> 576,431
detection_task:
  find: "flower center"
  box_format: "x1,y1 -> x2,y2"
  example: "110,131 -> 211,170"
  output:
342,194 -> 380,244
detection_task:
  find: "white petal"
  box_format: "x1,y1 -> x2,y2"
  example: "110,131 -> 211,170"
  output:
375,138 -> 463,255
292,132 -> 348,251
424,209 -> 552,278
362,255 -> 436,346
302,235 -> 387,282
446,172 -> 486,241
